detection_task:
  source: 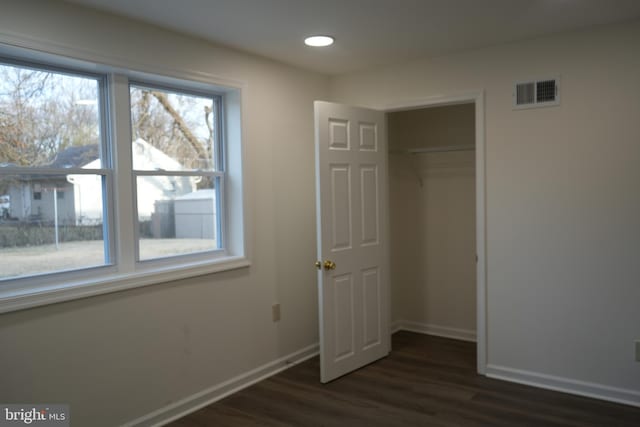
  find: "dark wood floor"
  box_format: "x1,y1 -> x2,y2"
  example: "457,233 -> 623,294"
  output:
169,331 -> 640,427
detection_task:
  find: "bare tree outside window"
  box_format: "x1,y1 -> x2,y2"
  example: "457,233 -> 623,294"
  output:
130,86 -> 218,173
0,65 -> 100,168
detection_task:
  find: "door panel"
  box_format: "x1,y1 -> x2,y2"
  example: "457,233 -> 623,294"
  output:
333,273 -> 355,361
315,101 -> 389,383
360,165 -> 379,246
330,165 -> 352,251
362,267 -> 381,349
359,122 -> 377,151
329,119 -> 350,150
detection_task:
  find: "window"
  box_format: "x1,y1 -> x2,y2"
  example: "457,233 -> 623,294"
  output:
0,46 -> 246,312
0,60 -> 110,281
129,84 -> 224,261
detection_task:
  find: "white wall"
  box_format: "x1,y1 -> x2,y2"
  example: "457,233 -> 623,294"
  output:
388,106 -> 476,337
0,1 -> 328,425
332,21 -> 640,403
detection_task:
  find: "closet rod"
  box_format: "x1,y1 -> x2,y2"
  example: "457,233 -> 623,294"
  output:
404,144 -> 475,154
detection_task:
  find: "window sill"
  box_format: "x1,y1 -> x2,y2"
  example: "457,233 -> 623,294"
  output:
0,256 -> 250,314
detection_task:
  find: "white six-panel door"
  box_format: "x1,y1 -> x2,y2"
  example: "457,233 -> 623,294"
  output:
314,101 -> 390,383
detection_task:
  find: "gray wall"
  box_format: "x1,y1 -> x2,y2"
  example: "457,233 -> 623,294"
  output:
332,21 -> 640,401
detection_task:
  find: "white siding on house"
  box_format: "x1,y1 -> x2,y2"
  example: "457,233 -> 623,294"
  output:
67,139 -> 198,224
174,189 -> 216,240
7,180 -> 75,223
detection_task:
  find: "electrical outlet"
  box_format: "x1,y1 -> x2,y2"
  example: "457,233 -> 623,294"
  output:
636,341 -> 640,362
272,304 -> 281,322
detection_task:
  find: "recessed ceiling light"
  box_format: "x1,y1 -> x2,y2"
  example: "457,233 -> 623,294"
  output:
304,35 -> 334,47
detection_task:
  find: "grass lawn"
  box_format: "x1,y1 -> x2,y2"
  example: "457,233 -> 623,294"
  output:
0,239 -> 217,279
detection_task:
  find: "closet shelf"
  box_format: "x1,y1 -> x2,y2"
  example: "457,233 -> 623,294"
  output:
391,144 -> 475,154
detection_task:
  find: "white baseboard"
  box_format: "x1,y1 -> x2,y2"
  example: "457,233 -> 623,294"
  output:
392,320 -> 477,342
394,321 -> 640,408
486,364 -> 640,408
391,320 -> 403,334
124,343 -> 319,427
124,330 -> 640,427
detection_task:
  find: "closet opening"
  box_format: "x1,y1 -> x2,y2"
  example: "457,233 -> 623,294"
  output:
386,97 -> 485,373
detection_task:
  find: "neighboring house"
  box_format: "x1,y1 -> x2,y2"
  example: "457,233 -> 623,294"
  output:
0,194 -> 10,219
131,138 -> 198,220
8,139 -> 198,228
7,179 -> 75,224
5,145 -> 96,224
68,138 -> 197,226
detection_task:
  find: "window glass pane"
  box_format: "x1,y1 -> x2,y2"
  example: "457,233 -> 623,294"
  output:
0,63 -> 102,168
136,175 -> 218,260
130,85 -> 217,171
0,174 -> 107,280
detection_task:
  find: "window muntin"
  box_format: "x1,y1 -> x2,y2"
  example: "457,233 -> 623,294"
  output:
0,61 -> 110,281
130,84 -> 224,262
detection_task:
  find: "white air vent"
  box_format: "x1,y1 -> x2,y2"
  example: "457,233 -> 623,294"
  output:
513,77 -> 560,109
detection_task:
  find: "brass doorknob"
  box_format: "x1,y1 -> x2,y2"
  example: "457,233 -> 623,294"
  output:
315,260 -> 336,270
323,260 -> 336,270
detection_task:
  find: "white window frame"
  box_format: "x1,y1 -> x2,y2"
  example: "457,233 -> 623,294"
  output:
128,81 -> 227,266
0,45 -> 249,314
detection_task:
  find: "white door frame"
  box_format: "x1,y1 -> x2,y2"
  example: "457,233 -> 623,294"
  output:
379,90 -> 487,375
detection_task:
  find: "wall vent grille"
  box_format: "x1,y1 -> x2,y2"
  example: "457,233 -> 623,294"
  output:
514,77 -> 560,109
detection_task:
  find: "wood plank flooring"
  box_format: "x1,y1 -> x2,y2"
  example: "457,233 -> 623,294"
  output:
168,331 -> 640,426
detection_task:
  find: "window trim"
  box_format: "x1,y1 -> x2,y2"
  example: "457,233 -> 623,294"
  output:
0,42 -> 250,314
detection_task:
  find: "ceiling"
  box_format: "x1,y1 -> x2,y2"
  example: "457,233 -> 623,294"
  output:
65,0 -> 640,75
